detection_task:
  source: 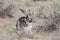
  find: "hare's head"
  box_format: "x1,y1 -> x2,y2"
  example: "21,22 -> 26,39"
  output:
26,14 -> 32,23
19,9 -> 32,22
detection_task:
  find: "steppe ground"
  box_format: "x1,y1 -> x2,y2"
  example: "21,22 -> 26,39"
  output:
0,0 -> 60,40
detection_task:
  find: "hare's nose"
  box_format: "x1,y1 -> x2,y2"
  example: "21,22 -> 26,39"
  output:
28,18 -> 32,22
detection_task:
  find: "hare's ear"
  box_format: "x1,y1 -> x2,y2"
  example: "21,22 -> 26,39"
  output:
19,9 -> 25,13
19,9 -> 28,16
27,9 -> 34,16
27,9 -> 31,16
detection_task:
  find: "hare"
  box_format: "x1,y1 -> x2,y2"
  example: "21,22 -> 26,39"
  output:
16,9 -> 32,31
